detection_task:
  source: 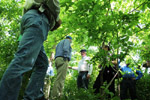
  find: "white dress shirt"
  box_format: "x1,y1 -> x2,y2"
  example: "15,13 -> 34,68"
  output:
72,56 -> 93,75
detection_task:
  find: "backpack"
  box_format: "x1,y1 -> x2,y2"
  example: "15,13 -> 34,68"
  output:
24,0 -> 60,24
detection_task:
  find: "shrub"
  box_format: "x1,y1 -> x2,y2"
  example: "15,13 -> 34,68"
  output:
136,74 -> 150,100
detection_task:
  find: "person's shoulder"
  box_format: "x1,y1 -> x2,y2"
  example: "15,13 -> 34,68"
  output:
59,39 -> 66,43
65,39 -> 70,41
85,56 -> 91,60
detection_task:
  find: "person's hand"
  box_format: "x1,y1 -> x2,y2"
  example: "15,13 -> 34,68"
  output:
147,61 -> 150,67
98,64 -> 101,68
63,57 -> 68,61
68,66 -> 72,69
112,60 -> 117,65
132,78 -> 136,81
87,74 -> 91,79
51,19 -> 62,31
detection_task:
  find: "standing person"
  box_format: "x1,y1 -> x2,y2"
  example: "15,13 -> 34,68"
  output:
42,56 -> 55,100
0,0 -> 61,100
69,49 -> 93,89
93,45 -> 117,98
142,60 -> 150,74
51,36 -> 72,100
119,59 -> 143,100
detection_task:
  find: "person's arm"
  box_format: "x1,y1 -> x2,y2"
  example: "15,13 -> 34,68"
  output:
68,67 -> 78,70
87,64 -> 93,79
51,0 -> 60,21
135,70 -> 143,80
88,64 -> 93,75
86,57 -> 93,78
51,19 -> 61,31
50,0 -> 61,31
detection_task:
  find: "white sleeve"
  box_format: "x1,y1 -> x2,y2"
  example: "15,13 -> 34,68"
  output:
72,67 -> 78,70
88,64 -> 93,75
87,57 -> 93,75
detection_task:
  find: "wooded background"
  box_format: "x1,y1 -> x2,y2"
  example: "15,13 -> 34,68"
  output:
0,0 -> 150,100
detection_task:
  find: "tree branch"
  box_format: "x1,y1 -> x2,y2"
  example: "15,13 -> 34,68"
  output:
128,2 -> 148,14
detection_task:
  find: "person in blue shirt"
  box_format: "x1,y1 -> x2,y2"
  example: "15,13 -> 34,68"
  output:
51,36 -> 72,100
118,59 -> 143,100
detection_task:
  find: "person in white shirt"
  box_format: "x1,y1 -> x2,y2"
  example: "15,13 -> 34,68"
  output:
68,49 -> 93,89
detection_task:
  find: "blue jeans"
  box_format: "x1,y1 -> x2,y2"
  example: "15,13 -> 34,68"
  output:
0,9 -> 51,100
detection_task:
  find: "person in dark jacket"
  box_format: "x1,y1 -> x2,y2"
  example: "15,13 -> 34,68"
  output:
93,45 -> 117,98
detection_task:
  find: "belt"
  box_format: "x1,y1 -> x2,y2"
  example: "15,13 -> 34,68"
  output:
79,71 -> 88,73
55,56 -> 64,59
123,77 -> 132,80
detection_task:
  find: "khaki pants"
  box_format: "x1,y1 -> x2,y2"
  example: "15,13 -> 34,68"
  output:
51,57 -> 68,99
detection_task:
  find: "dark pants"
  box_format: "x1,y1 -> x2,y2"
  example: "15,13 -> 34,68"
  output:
93,71 -> 101,93
77,71 -> 89,89
93,70 -> 115,96
120,79 -> 137,100
0,9 -> 51,100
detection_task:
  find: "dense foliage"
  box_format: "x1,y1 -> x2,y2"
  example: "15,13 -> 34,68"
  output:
136,74 -> 150,100
0,0 -> 150,99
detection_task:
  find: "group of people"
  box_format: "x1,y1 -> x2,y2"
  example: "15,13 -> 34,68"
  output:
53,43 -> 143,100
51,40 -> 93,99
93,45 -> 143,100
0,0 -> 144,100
